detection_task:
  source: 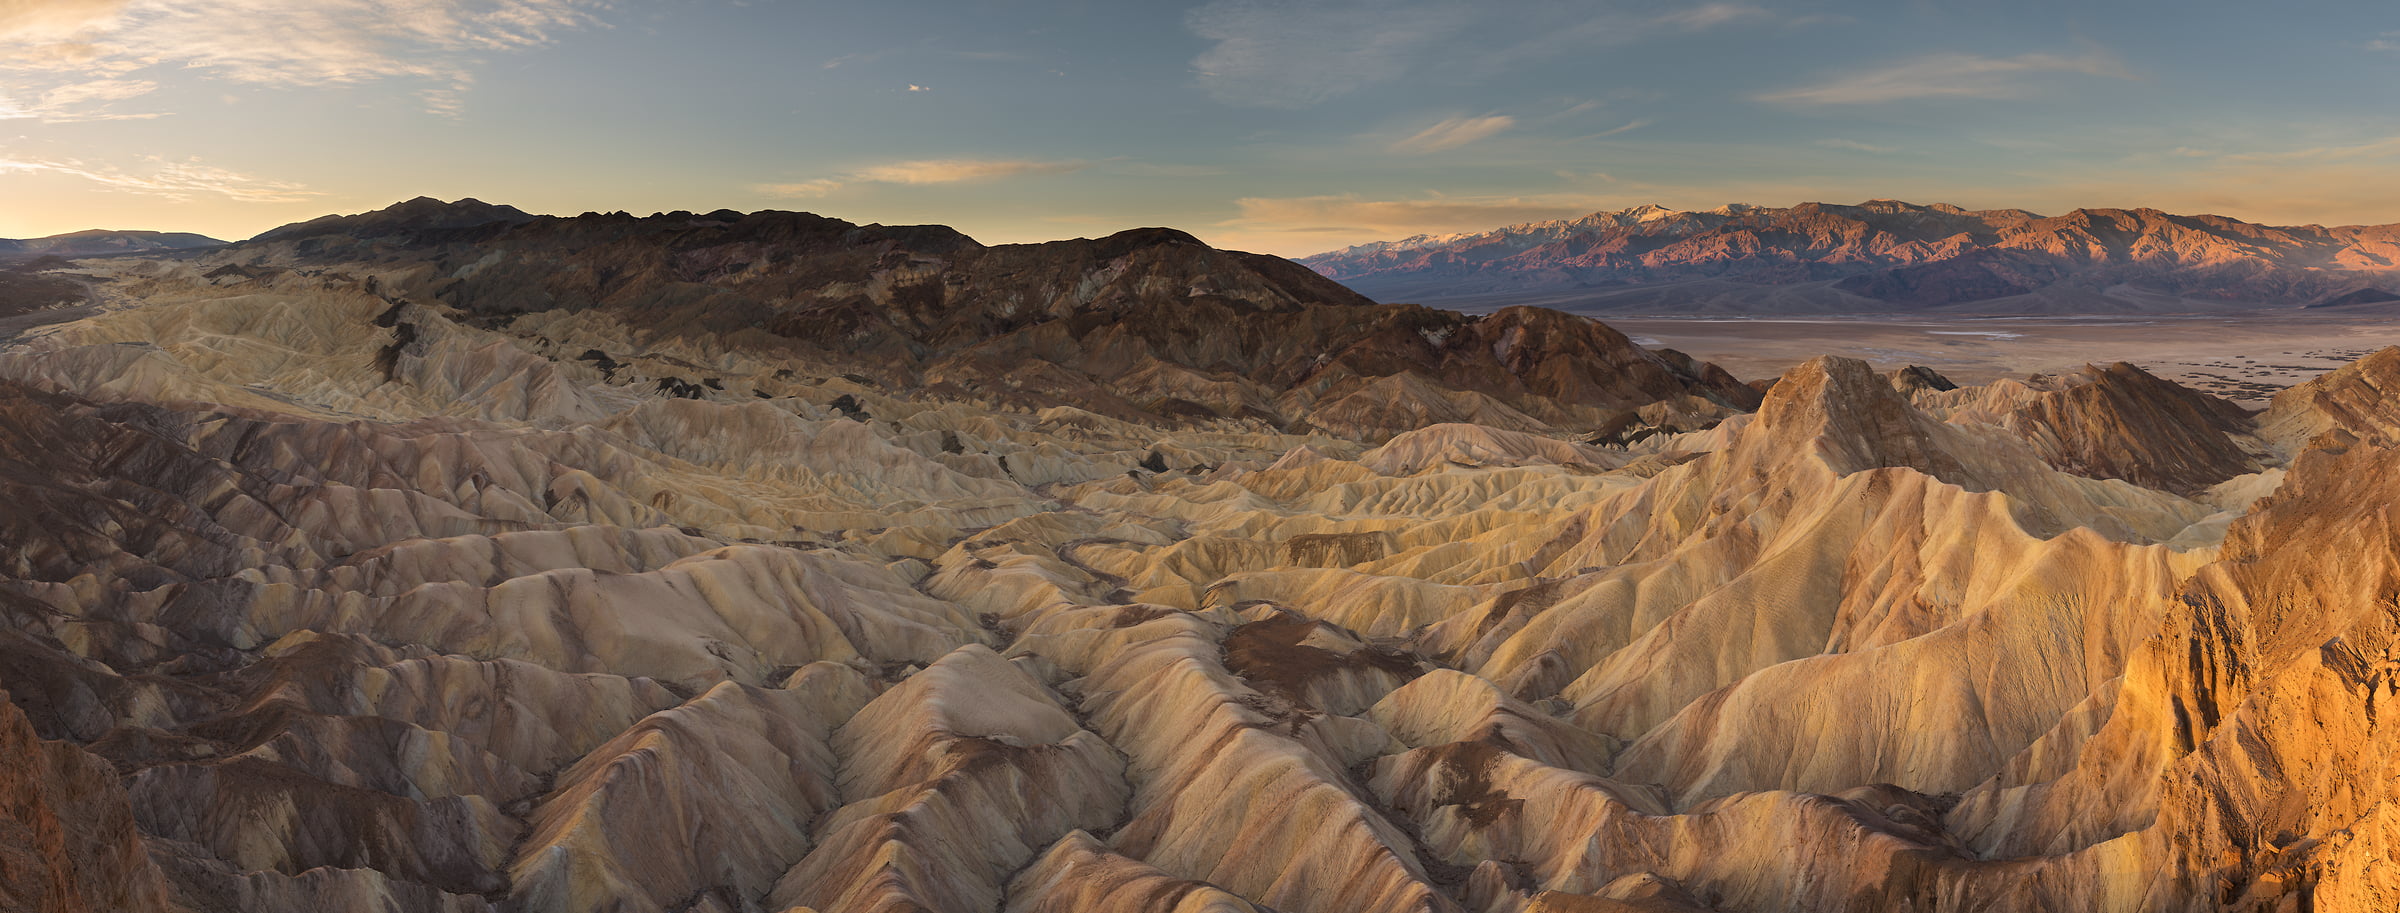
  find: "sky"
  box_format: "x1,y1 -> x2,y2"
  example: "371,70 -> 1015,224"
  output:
1,0 -> 2397,256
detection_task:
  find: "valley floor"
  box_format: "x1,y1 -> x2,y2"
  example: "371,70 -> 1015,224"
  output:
1603,313 -> 2400,404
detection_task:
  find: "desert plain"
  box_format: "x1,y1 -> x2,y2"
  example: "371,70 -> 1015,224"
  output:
1599,313 -> 2398,403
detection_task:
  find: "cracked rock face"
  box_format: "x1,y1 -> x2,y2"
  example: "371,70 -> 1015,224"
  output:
0,200 -> 2392,913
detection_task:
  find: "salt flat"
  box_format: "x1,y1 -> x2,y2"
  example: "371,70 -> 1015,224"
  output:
1603,313 -> 2400,403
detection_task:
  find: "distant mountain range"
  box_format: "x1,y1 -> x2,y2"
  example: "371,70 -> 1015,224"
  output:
0,231 -> 215,317
1299,200 -> 2400,314
0,229 -> 224,263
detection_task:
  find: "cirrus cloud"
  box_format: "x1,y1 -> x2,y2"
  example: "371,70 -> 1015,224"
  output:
852,159 -> 1086,185
0,154 -> 318,202
1224,192 -> 1604,237
1756,48 -> 2132,106
0,0 -> 603,119
754,158 -> 1089,199
1388,114 -> 1515,154
1188,1 -> 1779,109
1815,138 -> 1895,154
1186,0 -> 1471,109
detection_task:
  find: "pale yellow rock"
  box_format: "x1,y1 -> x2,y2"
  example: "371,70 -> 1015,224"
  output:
1006,830 -> 1265,913
510,663 -> 874,913
767,645 -> 1130,913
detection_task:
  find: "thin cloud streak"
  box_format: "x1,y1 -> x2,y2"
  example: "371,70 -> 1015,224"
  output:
0,0 -> 603,118
1757,48 -> 2131,105
1588,118 -> 1651,138
853,159 -> 1086,184
1186,0 -> 1776,109
1224,192 -> 1606,237
754,179 -> 845,199
2217,135 -> 2400,164
756,159 -> 1088,198
1389,114 -> 1514,154
1186,0 -> 1471,109
1112,162 -> 1230,178
0,155 -> 319,202
1656,2 -> 1772,30
1816,138 -> 1895,153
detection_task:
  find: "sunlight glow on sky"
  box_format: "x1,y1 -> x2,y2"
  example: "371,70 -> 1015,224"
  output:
2,0 -> 2397,255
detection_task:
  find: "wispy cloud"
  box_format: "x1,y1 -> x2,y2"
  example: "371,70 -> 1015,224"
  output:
1490,3 -> 1775,72
1187,0 -> 1774,109
16,78 -> 163,121
0,155 -> 318,202
0,0 -> 125,43
1654,2 -> 1772,30
1389,114 -> 1514,153
1549,99 -> 1606,120
753,179 -> 845,199
1113,162 -> 1230,178
1587,118 -> 1651,138
1816,138 -> 1895,154
0,0 -> 602,119
852,159 -> 1085,184
2216,135 -> 2400,165
1757,48 -> 2131,106
2368,31 -> 2399,52
1186,0 -> 1471,108
1224,192 -> 1606,238
755,158 -> 1087,199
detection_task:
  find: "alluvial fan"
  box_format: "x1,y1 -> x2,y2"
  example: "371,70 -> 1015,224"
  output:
1,199 -> 2394,913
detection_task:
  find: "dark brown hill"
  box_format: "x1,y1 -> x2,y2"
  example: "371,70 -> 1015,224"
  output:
223,200 -> 1760,437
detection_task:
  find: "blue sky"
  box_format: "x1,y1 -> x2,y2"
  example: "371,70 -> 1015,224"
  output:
2,0 -> 2397,254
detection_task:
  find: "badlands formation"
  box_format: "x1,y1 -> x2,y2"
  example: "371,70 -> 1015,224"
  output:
2,199 -> 2399,913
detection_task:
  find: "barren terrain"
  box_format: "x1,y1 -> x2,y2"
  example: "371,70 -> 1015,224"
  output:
1606,313 -> 2399,403
6,201 -> 2400,913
